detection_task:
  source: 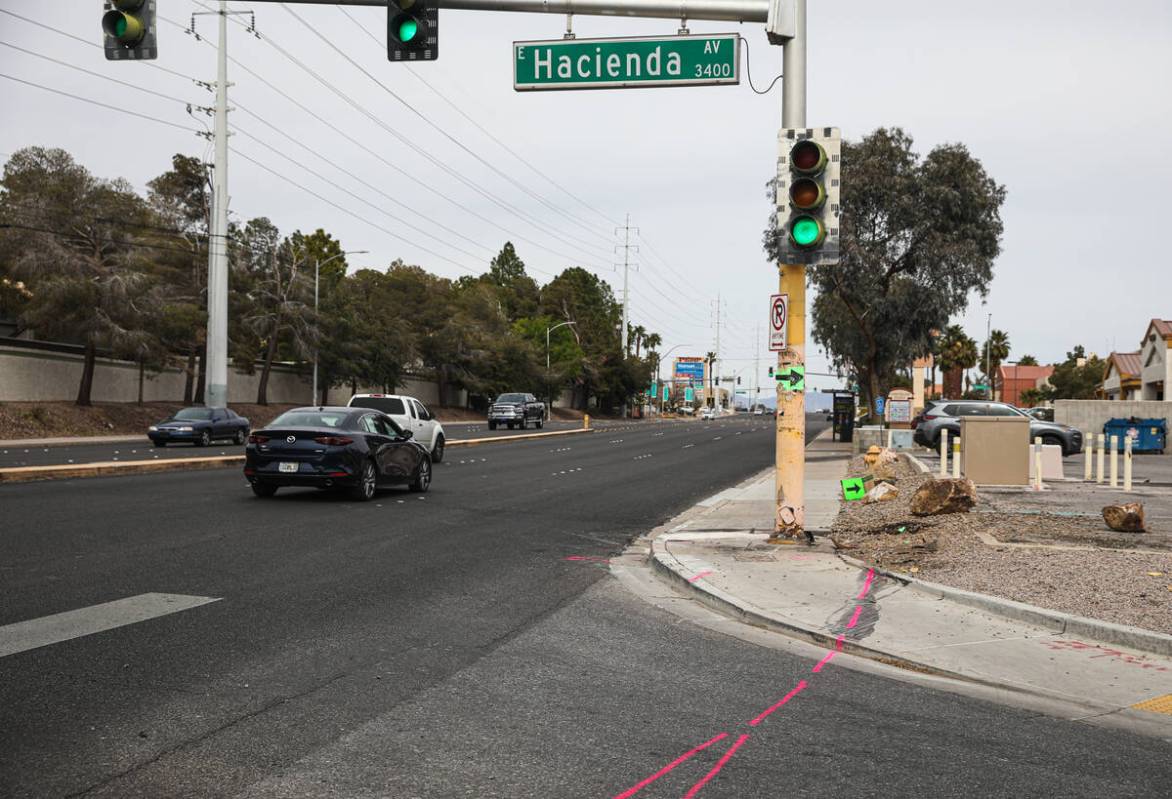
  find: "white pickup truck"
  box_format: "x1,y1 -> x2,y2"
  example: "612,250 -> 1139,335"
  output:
347,394 -> 445,462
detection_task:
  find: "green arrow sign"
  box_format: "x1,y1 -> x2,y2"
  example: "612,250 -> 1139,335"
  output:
841,477 -> 866,502
514,34 -> 740,91
776,365 -> 805,392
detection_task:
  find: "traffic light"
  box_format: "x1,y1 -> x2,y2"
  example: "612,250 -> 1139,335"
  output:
776,127 -> 840,265
102,0 -> 157,61
388,0 -> 438,62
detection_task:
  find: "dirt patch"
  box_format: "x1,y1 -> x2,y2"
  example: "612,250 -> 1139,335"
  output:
0,401 -> 299,440
831,453 -> 1172,635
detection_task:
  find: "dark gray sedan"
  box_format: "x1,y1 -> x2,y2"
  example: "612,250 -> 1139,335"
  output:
148,407 -> 251,447
912,400 -> 1083,456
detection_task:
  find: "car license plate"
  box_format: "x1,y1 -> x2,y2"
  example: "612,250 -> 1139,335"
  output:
279,462 -> 299,473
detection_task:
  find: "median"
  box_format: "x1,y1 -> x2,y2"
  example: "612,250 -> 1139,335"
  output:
0,426 -> 596,484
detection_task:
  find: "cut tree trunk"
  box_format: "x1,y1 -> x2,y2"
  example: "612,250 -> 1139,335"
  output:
194,342 -> 207,405
76,338 -> 96,407
256,332 -> 278,405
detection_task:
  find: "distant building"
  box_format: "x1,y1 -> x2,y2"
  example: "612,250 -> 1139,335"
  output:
1101,351 -> 1142,400
998,364 -> 1054,407
1138,319 -> 1172,400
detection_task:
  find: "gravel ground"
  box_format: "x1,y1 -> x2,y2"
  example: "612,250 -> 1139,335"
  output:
831,455 -> 1172,635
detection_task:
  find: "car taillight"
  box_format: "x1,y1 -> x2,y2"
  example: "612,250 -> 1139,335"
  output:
314,436 -> 353,446
248,434 -> 269,444
924,414 -> 939,421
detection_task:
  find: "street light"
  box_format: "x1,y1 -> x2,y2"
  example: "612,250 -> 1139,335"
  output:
546,320 -> 576,409
313,250 -> 368,405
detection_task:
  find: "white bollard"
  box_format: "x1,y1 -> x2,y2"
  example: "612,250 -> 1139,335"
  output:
939,429 -> 949,477
1109,435 -> 1119,488
1033,436 -> 1044,490
1083,432 -> 1093,481
1096,434 -> 1105,485
952,437 -> 961,479
1124,436 -> 1133,492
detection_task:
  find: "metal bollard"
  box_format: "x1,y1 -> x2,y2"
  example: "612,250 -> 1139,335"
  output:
939,429 -> 949,477
1124,435 -> 1133,492
1096,434 -> 1105,484
952,437 -> 961,479
1083,432 -> 1093,482
584,413 -> 590,430
1033,437 -> 1043,490
1109,435 -> 1119,488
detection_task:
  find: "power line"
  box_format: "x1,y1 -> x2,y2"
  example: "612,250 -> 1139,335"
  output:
0,72 -> 198,134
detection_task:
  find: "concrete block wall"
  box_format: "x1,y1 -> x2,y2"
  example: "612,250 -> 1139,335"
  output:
1055,400 -> 1170,435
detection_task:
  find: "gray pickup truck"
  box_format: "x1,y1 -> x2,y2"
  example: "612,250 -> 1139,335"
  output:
488,393 -> 546,431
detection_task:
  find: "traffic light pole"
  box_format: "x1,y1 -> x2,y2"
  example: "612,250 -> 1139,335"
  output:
773,0 -> 805,539
205,1 -> 231,410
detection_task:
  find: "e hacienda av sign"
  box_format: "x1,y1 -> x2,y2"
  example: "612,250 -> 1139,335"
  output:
514,33 -> 740,91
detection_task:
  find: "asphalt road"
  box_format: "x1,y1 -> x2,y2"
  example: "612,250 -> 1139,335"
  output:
0,418 -> 601,468
2,414 -> 1169,798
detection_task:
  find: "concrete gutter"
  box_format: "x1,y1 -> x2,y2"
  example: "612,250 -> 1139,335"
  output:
0,427 -> 595,484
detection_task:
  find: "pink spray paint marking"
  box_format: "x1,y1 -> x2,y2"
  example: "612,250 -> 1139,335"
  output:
610,732 -> 729,799
564,555 -> 611,564
812,650 -> 838,673
836,634 -> 845,651
748,679 -> 808,727
856,567 -> 876,599
681,733 -> 751,799
845,605 -> 864,629
688,570 -> 714,583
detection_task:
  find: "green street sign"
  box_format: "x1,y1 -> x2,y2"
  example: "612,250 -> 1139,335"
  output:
662,385 -> 670,402
514,34 -> 740,91
841,477 -> 866,502
685,387 -> 695,402
776,365 -> 805,392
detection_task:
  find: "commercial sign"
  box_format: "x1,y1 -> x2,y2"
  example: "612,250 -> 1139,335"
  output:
674,357 -> 705,383
769,293 -> 788,351
514,34 -> 740,91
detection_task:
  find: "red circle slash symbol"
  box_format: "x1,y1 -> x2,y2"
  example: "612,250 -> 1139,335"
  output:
772,298 -> 786,330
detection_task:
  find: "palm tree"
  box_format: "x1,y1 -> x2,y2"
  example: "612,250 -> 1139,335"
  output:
983,329 -> 1010,398
630,324 -> 647,358
937,325 -> 978,399
705,350 -> 717,405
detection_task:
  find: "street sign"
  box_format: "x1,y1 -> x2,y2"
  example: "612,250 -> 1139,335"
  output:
841,477 -> 866,502
662,385 -> 670,402
685,387 -> 695,402
514,34 -> 740,91
776,365 -> 804,392
769,293 -> 788,352
874,397 -> 885,415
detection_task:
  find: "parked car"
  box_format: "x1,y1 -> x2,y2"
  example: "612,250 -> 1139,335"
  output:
244,406 -> 431,500
347,393 -> 445,462
912,400 -> 1083,456
148,407 -> 250,447
1022,407 -> 1055,422
700,407 -> 717,421
488,393 -> 545,430
753,406 -> 766,416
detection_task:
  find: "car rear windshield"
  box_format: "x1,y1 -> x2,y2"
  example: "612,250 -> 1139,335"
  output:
172,408 -> 213,420
496,393 -> 526,403
270,411 -> 351,429
350,396 -> 406,415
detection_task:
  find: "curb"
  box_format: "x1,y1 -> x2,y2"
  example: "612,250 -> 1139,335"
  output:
0,435 -> 147,449
0,427 -> 595,483
836,554 -> 1172,658
647,536 -> 1017,690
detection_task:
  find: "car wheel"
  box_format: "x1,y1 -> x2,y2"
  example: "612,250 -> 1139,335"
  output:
536,417 -> 544,429
518,418 -> 526,430
350,459 -> 377,502
198,430 -> 211,447
251,482 -> 278,498
431,434 -> 445,463
233,429 -> 246,445
410,457 -> 431,493
1042,435 -> 1065,456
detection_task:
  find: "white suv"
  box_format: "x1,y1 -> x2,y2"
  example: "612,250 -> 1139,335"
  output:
347,394 -> 445,462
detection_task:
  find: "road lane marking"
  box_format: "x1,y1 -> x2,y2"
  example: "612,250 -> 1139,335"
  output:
0,593 -> 221,659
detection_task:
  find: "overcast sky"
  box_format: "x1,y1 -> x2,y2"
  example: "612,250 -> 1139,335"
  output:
2,0 -> 1170,397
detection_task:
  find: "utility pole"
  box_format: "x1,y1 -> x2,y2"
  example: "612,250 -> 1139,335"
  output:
615,213 -> 638,417
714,293 -> 722,411
774,0 -> 807,539
754,323 -> 760,410
202,1 -> 231,409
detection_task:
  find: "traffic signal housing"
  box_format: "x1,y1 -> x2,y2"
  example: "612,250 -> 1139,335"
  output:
776,127 -> 840,265
102,0 -> 157,61
388,0 -> 438,62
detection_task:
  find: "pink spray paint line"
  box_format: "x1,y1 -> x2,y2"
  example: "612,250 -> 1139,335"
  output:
856,567 -> 876,600
564,555 -> 611,563
846,605 -> 864,629
610,732 -> 729,799
681,733 -> 752,799
748,679 -> 808,727
688,570 -> 714,583
812,650 -> 838,673
836,634 -> 845,651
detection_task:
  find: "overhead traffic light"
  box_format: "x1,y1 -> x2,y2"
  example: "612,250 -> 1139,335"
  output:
102,0 -> 157,61
776,127 -> 840,265
388,0 -> 438,62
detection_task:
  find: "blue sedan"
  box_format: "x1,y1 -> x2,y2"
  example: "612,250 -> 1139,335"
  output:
148,407 -> 251,447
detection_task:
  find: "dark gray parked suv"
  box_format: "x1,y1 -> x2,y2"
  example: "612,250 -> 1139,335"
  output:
912,400 -> 1083,456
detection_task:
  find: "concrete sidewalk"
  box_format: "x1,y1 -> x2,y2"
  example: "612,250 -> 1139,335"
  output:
640,433 -> 1172,737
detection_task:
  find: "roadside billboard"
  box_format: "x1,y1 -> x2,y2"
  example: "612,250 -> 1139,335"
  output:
673,357 -> 705,384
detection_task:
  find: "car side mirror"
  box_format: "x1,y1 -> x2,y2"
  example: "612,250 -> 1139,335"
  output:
398,429 -> 414,440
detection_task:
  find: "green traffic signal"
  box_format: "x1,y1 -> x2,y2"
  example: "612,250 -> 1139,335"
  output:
391,13 -> 425,45
102,9 -> 145,45
398,18 -> 419,42
789,215 -> 826,249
